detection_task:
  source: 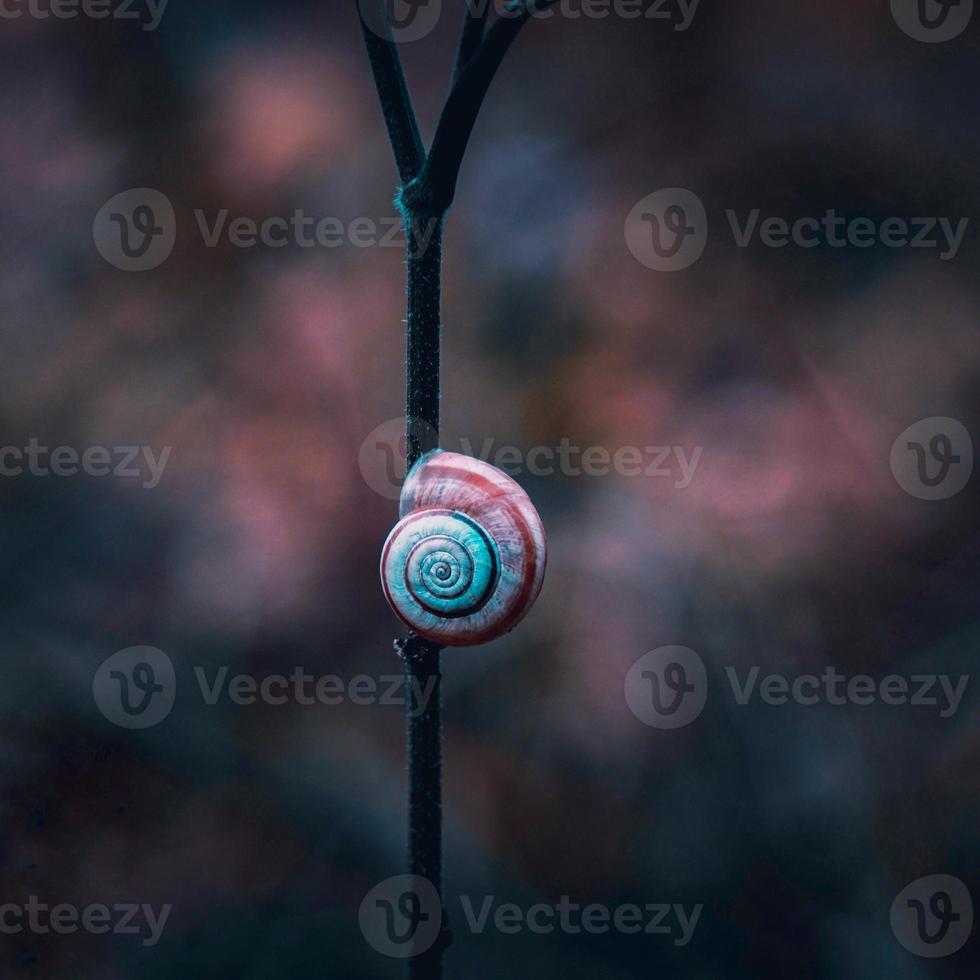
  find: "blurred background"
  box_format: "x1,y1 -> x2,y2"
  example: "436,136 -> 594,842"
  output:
1,0 -> 978,976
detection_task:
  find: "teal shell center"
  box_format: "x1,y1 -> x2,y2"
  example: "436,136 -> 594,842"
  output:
401,511 -> 500,618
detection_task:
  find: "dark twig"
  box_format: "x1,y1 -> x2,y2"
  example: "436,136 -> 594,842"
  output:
453,2 -> 489,82
401,207 -> 446,980
397,636 -> 448,978
357,4 -> 560,976
356,0 -> 425,183
403,214 -> 444,463
419,0 -> 559,213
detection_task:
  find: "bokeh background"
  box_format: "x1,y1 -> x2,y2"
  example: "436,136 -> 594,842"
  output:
1,0 -> 978,976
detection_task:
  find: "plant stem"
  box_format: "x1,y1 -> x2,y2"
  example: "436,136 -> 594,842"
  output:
403,637 -> 445,979
421,0 -> 559,213
356,0 -> 424,184
402,208 -> 447,979
405,214 -> 444,463
357,5 -> 560,976
453,4 -> 489,82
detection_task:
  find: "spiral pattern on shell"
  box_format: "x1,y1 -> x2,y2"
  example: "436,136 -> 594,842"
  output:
380,450 -> 547,646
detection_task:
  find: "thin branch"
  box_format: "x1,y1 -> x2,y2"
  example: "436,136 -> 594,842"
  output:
453,1 -> 489,82
413,0 -> 559,214
400,636 -> 448,980
357,8 -> 560,977
356,0 -> 426,185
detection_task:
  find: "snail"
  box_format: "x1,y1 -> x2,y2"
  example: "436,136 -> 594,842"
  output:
381,450 -> 547,646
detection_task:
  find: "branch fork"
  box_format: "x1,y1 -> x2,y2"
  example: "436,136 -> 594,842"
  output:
359,1 -> 556,220
357,5 -> 559,976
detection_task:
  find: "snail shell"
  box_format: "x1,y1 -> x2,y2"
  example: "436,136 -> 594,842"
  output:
380,450 -> 546,646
